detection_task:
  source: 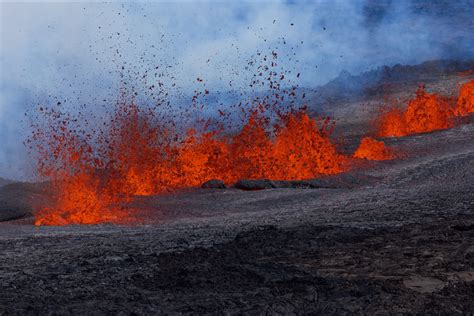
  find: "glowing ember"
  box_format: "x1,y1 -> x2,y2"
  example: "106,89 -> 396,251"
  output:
353,137 -> 394,161
377,85 -> 455,137
454,80 -> 474,116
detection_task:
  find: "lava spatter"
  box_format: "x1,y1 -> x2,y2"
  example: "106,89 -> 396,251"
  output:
31,100 -> 348,225
353,137 -> 394,161
454,80 -> 474,116
377,85 -> 455,137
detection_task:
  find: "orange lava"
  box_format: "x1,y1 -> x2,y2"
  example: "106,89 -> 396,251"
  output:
353,137 -> 394,161
31,79 -> 474,225
377,85 -> 455,137
31,103 -> 348,225
103,105 -> 347,191
34,173 -> 128,226
30,113 -> 132,226
454,80 -> 474,116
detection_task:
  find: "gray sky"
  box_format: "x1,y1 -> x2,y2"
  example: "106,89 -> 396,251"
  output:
1,0 -> 473,180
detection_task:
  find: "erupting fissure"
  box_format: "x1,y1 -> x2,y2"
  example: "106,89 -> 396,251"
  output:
30,77 -> 473,226
377,80 -> 474,137
31,102 -> 350,225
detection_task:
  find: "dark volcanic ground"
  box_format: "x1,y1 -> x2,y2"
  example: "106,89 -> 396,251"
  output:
1,117 -> 474,313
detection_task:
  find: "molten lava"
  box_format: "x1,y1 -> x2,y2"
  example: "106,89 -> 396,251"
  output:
353,137 -> 394,161
31,102 -> 348,225
377,85 -> 455,137
34,173 -> 129,226
30,77 -> 474,225
454,80 -> 474,116
377,80 -> 474,137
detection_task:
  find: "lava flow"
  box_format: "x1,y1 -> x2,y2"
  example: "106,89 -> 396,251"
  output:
377,79 -> 474,137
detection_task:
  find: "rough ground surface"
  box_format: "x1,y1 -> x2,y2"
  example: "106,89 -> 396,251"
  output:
0,87 -> 473,313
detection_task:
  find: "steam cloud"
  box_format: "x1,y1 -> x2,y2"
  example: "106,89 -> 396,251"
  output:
1,0 -> 473,180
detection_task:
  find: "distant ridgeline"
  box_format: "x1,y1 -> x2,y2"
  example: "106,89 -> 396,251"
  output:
303,59 -> 474,112
0,177 -> 14,188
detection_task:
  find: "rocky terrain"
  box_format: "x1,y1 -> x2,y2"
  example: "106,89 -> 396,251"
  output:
0,177 -> 13,188
0,181 -> 51,222
0,73 -> 473,314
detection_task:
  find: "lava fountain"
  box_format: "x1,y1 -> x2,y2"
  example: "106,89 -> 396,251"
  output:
353,137 -> 394,161
376,79 -> 474,137
377,85 -> 455,137
455,80 -> 474,116
30,101 -> 349,225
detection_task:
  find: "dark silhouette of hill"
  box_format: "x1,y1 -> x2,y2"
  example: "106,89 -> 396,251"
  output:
0,177 -> 14,188
304,59 -> 474,111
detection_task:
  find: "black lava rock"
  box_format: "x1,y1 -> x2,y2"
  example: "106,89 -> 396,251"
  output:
201,179 -> 226,189
234,179 -> 276,190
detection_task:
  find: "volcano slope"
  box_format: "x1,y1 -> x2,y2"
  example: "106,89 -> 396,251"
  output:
1,125 -> 474,312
